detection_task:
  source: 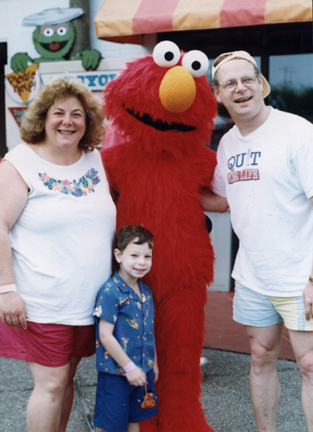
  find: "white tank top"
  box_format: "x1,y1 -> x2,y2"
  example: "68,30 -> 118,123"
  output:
4,144 -> 116,325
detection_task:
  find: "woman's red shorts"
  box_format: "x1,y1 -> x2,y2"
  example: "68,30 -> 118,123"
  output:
0,320 -> 95,367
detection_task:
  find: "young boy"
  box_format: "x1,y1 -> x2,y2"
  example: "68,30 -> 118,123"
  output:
93,224 -> 158,432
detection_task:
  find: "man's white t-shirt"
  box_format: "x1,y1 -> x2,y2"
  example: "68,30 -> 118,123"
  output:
213,108 -> 313,296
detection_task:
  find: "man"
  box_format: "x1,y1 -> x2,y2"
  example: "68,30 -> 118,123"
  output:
202,51 -> 313,432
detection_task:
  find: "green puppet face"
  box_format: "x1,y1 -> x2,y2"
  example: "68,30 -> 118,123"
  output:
32,21 -> 75,60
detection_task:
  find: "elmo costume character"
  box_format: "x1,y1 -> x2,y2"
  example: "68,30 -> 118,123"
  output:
101,41 -> 217,432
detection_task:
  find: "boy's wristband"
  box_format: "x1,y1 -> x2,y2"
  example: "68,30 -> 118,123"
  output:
123,361 -> 136,373
0,284 -> 17,294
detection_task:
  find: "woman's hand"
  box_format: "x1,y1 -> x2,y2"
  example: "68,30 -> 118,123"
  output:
0,292 -> 28,329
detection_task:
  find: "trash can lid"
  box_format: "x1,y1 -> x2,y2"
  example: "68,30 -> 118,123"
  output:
23,7 -> 84,26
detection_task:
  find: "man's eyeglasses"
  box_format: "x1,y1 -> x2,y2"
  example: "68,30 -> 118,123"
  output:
217,74 -> 258,93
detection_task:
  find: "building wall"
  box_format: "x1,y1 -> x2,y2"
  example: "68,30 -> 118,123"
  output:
0,0 -> 70,62
0,0 -> 153,66
0,0 -> 156,154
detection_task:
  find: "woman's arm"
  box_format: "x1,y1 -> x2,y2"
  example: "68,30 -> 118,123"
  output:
99,319 -> 147,386
0,160 -> 28,329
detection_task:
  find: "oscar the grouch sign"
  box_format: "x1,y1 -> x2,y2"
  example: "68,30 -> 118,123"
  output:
11,7 -> 102,73
6,7 -> 102,128
6,7 -> 102,108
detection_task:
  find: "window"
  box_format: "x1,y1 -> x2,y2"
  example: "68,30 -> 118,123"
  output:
268,54 -> 313,122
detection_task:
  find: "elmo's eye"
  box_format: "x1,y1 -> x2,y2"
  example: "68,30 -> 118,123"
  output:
153,41 -> 180,68
43,28 -> 54,37
182,51 -> 209,78
57,27 -> 67,36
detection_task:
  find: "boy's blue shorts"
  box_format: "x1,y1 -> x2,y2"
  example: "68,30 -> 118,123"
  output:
94,369 -> 158,432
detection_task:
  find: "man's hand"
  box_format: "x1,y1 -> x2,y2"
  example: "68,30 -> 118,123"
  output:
303,281 -> 313,321
126,367 -> 147,386
0,292 -> 27,329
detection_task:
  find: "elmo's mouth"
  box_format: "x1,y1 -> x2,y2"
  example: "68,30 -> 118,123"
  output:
125,108 -> 195,132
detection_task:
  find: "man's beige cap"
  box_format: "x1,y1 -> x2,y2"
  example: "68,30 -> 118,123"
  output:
212,50 -> 271,98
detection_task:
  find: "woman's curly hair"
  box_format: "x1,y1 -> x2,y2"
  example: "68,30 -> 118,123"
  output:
20,76 -> 105,152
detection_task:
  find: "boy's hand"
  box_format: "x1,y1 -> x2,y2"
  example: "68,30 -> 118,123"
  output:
153,361 -> 159,382
126,367 -> 147,386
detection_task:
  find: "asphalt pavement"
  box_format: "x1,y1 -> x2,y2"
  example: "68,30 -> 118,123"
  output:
0,348 -> 307,432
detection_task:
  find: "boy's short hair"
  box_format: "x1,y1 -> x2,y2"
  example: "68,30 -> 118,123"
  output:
115,225 -> 154,254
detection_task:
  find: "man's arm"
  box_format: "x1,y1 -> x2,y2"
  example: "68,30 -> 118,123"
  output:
201,187 -> 229,213
0,161 -> 28,329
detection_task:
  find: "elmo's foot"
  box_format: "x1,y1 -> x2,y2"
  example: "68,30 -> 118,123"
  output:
140,416 -> 158,432
140,412 -> 215,432
159,419 -> 215,432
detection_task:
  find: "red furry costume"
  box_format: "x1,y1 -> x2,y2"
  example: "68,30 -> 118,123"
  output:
101,41 -> 217,432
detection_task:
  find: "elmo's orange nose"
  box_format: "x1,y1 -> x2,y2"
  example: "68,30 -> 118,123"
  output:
159,66 -> 196,113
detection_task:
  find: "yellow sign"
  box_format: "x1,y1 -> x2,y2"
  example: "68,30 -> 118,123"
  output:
6,64 -> 39,104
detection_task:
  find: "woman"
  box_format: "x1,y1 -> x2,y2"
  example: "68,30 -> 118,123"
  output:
0,76 -> 116,432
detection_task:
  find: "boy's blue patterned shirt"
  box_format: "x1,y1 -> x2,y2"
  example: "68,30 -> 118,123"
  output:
93,272 -> 156,375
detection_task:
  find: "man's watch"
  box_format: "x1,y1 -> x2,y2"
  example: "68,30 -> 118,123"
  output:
308,276 -> 313,286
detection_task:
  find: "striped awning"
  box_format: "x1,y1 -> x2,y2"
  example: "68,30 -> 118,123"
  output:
94,0 -> 313,44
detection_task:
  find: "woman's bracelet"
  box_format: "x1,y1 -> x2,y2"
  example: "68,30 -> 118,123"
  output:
123,361 -> 137,373
309,276 -> 313,286
0,284 -> 17,294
